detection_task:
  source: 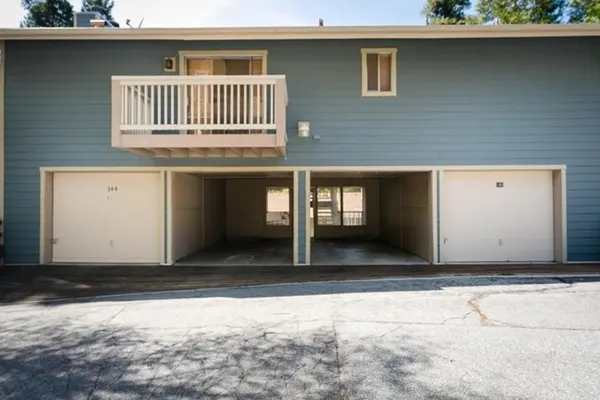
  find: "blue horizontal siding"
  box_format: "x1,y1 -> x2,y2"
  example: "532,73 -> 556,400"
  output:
4,37 -> 600,263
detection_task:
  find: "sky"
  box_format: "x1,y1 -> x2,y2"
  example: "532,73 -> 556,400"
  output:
0,0 -> 427,28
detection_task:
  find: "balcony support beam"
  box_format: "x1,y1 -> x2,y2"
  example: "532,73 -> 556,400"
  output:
111,79 -> 122,147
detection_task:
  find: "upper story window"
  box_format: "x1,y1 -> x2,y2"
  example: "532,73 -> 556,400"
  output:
361,48 -> 397,97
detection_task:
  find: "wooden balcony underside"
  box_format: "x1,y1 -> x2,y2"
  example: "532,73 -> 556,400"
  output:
124,146 -> 285,158
120,133 -> 285,158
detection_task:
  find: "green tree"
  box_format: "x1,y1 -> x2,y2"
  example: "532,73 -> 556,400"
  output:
569,0 -> 600,22
423,0 -> 477,24
20,0 -> 74,27
476,0 -> 566,23
530,0 -> 567,22
81,0 -> 115,21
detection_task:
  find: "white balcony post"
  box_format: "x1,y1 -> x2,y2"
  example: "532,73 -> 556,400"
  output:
275,77 -> 287,147
111,78 -> 122,147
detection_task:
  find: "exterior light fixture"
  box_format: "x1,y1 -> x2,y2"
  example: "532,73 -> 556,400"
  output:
298,121 -> 310,138
164,57 -> 176,72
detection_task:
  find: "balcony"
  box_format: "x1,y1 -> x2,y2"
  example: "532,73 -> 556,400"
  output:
111,75 -> 288,158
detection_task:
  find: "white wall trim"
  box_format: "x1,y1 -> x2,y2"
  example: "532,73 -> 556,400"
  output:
3,24 -> 599,41
560,168 -> 568,263
431,169 -> 439,265
293,170 -> 299,265
439,165 -> 566,171
0,40 -> 4,226
436,169 -> 443,264
39,165 -> 566,174
164,171 -> 172,265
360,47 -> 397,97
39,170 -> 47,264
305,170 -> 311,265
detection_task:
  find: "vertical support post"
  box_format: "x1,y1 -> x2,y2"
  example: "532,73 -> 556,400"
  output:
561,168 -> 568,263
110,78 -> 122,147
39,170 -> 53,264
163,170 -> 172,266
431,169 -> 439,265
305,170 -> 311,265
437,169 -> 444,264
0,41 -> 5,248
275,78 -> 287,148
293,171 -> 298,265
553,168 -> 568,263
293,170 -> 309,265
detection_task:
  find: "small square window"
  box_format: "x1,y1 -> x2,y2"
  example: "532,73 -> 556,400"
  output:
361,48 -> 397,97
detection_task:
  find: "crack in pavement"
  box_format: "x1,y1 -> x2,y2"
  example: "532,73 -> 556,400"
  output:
376,324 -> 405,338
86,364 -> 106,400
467,282 -> 576,298
468,293 -> 489,326
144,330 -> 193,399
331,319 -> 347,400
441,310 -> 475,325
488,319 -> 600,332
103,304 -> 130,326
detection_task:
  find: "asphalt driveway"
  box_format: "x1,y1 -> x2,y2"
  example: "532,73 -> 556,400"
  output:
1,276 -> 599,399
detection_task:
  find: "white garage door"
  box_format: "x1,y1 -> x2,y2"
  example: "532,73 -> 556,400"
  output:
52,172 -> 162,263
441,170 -> 554,263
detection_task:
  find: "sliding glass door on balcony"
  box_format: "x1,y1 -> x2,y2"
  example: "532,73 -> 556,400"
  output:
185,57 -> 267,135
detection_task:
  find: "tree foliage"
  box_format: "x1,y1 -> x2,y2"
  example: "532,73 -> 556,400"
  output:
477,0 -> 566,24
81,0 -> 115,21
530,0 -> 567,23
569,0 -> 600,22
424,0 -> 600,24
423,0 -> 479,24
20,0 -> 74,27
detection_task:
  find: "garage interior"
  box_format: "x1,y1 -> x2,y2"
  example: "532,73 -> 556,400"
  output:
169,171 -> 294,265
309,171 -> 435,265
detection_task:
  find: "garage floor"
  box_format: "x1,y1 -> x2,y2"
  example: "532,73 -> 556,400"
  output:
311,239 -> 429,266
176,239 -> 293,266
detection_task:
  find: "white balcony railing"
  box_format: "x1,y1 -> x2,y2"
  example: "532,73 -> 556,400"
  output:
111,75 -> 288,157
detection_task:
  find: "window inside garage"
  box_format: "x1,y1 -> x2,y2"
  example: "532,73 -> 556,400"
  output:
315,186 -> 366,227
266,187 -> 291,226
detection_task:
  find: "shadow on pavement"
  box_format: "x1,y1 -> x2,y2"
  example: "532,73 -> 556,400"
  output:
0,317 -> 501,400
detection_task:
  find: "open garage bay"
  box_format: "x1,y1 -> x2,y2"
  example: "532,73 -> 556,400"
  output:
309,171 -> 434,266
169,171 -> 294,266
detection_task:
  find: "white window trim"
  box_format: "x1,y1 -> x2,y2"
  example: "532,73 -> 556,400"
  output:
361,47 -> 397,97
178,50 -> 268,75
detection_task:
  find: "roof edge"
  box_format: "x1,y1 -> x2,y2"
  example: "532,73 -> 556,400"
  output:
1,24 -> 600,41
